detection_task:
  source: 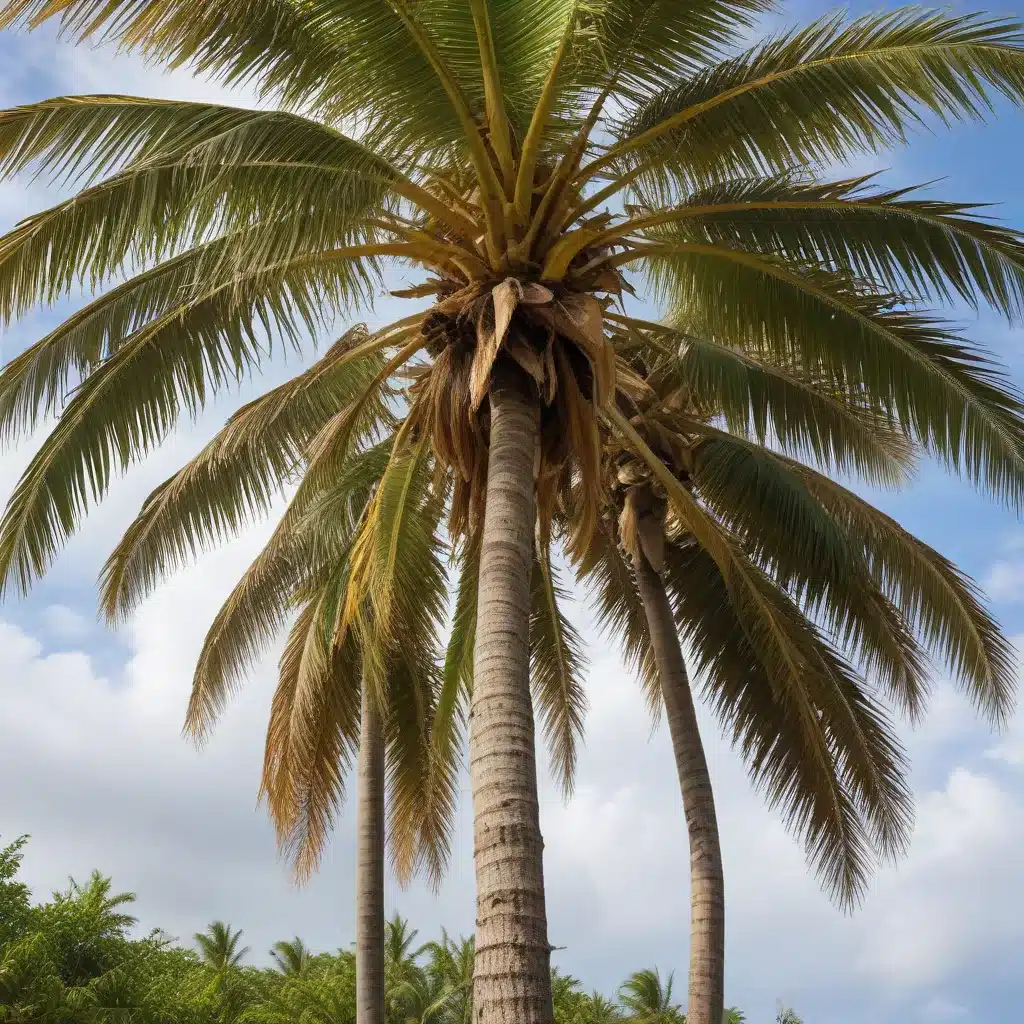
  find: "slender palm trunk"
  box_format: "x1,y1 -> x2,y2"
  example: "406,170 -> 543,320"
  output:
469,360 -> 553,1024
356,682 -> 386,1024
633,547 -> 725,1024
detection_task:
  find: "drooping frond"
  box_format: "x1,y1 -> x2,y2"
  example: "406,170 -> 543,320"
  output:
662,539 -> 910,908
336,430 -> 453,885
529,538 -> 587,797
184,439 -> 392,742
608,404 -> 915,880
608,312 -> 915,487
0,244 -> 390,597
264,592 -> 364,881
98,324 -> 395,620
689,429 -> 931,719
645,244 -> 1024,509
788,458 -> 1018,726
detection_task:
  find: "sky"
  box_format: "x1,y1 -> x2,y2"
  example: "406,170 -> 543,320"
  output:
2,3 -> 1024,1022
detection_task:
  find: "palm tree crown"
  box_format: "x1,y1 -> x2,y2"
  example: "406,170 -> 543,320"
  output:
194,921 -> 249,972
5,3 -> 1024,1024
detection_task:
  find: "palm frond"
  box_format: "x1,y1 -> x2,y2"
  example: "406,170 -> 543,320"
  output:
98,325 -> 395,620
339,433 -> 453,885
609,312 -> 915,487
0,1 -> 471,158
791,459 -> 1017,725
690,429 -> 931,719
266,590 -> 363,881
0,244 -> 386,597
571,0 -> 768,100
622,174 -> 1024,320
530,538 -> 587,797
603,10 -> 1024,185
184,440 -> 392,742
646,242 -> 1024,509
0,99 -> 413,324
663,539 -> 908,907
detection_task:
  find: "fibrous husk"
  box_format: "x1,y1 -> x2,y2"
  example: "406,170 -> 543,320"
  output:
414,276 -> 618,545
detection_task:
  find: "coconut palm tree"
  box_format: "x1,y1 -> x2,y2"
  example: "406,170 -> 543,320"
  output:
6,5 -> 1024,1023
194,922 -> 249,973
270,938 -> 313,977
422,931 -> 475,1024
102,388 -> 582,1024
575,341 -> 1016,1020
618,968 -> 685,1024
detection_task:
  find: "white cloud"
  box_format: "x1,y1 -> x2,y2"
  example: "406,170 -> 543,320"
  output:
40,603 -> 90,640
983,559 -> 1024,603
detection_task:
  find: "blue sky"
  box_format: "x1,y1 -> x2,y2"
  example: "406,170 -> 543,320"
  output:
3,4 -> 1024,1022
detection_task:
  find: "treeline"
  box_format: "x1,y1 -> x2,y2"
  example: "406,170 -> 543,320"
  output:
0,836 -> 803,1023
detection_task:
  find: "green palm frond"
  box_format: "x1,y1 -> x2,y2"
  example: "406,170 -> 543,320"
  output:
663,538 -> 909,907
0,1 -> 471,157
622,174 -> 1024,319
184,439 -> 392,742
602,10 -> 1024,187
791,459 -> 1017,725
689,430 -> 931,719
530,538 -> 587,798
646,244 -> 1024,508
609,313 -> 915,487
0,246 -> 388,597
576,514 -> 661,714
0,98 -> 417,324
98,325 -> 395,621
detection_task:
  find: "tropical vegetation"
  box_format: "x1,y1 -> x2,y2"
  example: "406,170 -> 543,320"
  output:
3,2 -> 1024,1024
0,836 -> 798,1024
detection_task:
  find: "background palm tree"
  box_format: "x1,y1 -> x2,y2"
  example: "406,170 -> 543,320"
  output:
5,4 -> 1024,1023
194,922 -> 249,973
270,937 -> 312,977
422,931 -> 475,1024
618,968 -> 685,1024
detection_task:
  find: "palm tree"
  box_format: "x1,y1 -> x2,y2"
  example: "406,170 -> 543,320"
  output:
105,401 -> 576,1024
6,5 -> 1024,1023
583,993 -> 624,1023
580,342 -> 1016,1019
422,931 -> 475,1024
194,922 -> 249,973
617,968 -> 685,1024
270,937 -> 313,977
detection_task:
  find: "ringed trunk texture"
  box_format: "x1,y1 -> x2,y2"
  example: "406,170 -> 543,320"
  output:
633,547 -> 725,1024
469,360 -> 554,1024
356,683 -> 386,1024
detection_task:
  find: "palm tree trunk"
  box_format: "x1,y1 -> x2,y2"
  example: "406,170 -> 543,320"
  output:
470,360 -> 554,1024
356,682 -> 386,1024
632,547 -> 725,1024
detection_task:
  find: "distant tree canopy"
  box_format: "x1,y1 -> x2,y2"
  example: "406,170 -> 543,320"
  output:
0,836 -> 802,1023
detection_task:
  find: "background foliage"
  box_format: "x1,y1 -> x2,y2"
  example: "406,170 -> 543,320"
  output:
0,836 -> 798,1024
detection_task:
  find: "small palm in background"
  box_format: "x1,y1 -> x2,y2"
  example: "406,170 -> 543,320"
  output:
193,921 -> 249,973
269,936 -> 313,977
